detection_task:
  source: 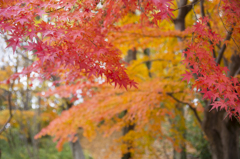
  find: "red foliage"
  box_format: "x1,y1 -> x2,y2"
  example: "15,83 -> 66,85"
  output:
1,0 -> 240,141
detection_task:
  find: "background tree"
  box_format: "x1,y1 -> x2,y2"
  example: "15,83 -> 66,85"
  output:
0,0 -> 240,159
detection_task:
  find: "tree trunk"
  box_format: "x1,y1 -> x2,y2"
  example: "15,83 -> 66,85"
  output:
69,138 -> 85,159
65,102 -> 85,159
173,3 -> 189,159
121,49 -> 137,159
122,122 -> 135,159
202,105 -> 239,159
143,48 -> 152,78
171,104 -> 187,159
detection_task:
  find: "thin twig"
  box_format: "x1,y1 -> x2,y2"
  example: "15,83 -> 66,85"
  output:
90,40 -> 97,47
191,2 -> 198,44
192,3 -> 198,21
82,32 -> 98,47
166,93 -> 202,125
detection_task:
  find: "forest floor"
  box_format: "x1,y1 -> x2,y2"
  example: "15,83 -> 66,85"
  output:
79,130 -> 179,159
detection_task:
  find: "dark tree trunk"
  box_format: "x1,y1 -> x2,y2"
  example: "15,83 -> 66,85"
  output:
202,106 -> 239,159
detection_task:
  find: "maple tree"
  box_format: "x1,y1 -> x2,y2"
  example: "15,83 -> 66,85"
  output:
1,0 -> 240,158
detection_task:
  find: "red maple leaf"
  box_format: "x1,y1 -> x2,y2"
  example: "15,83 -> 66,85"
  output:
182,71 -> 192,83
6,38 -> 20,53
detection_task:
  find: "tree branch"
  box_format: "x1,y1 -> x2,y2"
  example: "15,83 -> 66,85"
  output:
131,59 -> 170,70
165,93 -> 202,125
217,0 -> 240,52
200,0 -> 205,17
0,90 -> 13,135
234,66 -> 240,77
200,0 -> 216,58
192,2 -> 198,21
174,0 -> 200,20
216,27 -> 233,64
173,0 -> 200,12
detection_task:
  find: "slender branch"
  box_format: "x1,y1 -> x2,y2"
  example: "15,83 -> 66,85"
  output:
90,40 -> 97,47
216,27 -> 233,64
173,0 -> 200,11
217,0 -> 240,52
234,66 -> 240,77
173,0 -> 199,24
82,32 -> 98,47
131,59 -> 170,70
200,0 -> 205,17
200,0 -> 216,58
192,3 -> 198,21
165,93 -> 202,125
0,91 -> 13,134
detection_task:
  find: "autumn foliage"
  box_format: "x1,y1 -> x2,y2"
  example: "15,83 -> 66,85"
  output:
1,0 -> 240,157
